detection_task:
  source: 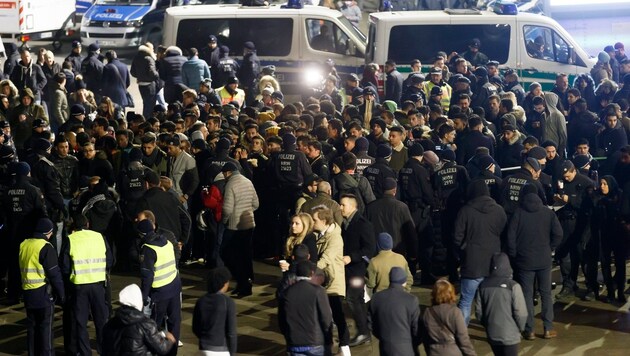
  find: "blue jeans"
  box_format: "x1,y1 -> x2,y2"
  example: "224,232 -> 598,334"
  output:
458,277 -> 484,325
516,268 -> 554,333
288,345 -> 325,356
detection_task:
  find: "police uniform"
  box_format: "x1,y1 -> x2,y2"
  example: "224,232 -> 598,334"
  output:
139,224 -> 182,356
60,227 -> 112,355
2,162 -> 47,302
399,155 -> 434,281
354,151 -> 375,177
363,157 -> 397,199
432,159 -> 469,281
500,168 -> 545,216
19,218 -> 65,356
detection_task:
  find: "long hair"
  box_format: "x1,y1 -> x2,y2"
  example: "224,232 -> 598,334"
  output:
431,279 -> 457,306
285,213 -> 314,258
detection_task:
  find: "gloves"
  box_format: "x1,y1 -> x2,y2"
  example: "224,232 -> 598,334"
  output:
143,297 -> 152,317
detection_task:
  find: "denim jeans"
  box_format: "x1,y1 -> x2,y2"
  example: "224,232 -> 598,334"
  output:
458,277 -> 484,325
288,345 -> 325,356
516,268 -> 554,333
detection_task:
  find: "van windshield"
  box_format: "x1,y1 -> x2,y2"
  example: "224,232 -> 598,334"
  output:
96,0 -> 152,5
338,16 -> 366,43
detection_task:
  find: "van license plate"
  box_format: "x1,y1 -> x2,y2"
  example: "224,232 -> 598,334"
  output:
39,31 -> 52,38
99,40 -> 114,46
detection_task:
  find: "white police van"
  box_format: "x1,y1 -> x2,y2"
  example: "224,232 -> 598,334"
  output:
368,6 -> 595,91
162,4 -> 367,96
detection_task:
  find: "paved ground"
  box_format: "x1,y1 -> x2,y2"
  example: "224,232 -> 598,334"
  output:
1,260 -> 630,355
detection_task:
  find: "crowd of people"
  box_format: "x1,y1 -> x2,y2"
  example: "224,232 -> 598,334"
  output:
0,27 -> 630,355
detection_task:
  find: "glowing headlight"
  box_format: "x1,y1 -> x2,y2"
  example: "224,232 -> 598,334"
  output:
304,68 -> 323,87
125,20 -> 143,27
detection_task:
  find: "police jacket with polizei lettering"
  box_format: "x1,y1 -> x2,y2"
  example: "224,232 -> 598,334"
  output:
270,147 -> 312,189
558,172 -> 595,215
474,170 -> 503,203
432,161 -> 469,210
119,163 -> 148,203
399,157 -> 434,210
363,157 -> 396,199
354,152 -> 375,177
2,175 -> 46,219
202,150 -> 242,185
500,168 -> 545,215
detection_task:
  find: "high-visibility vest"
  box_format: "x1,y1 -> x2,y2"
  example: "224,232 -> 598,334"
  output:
217,86 -> 246,107
143,241 -> 177,289
19,239 -> 50,290
68,230 -> 107,285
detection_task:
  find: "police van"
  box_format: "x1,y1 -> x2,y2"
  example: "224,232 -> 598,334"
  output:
162,4 -> 367,96
80,0 -> 183,47
368,7 -> 595,91
0,0 -> 75,44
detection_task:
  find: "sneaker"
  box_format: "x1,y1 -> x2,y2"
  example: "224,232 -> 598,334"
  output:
582,290 -> 596,301
178,340 -> 183,347
556,288 -> 573,299
543,330 -> 558,339
522,331 -> 535,341
348,334 -> 371,347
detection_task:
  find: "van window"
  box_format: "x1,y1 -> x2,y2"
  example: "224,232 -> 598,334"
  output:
306,19 -> 361,57
524,25 -> 573,65
386,24 -> 510,64
176,18 -> 293,57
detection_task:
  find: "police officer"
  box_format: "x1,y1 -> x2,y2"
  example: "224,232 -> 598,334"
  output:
500,157 -> 545,217
432,149 -> 469,282
60,214 -> 112,356
138,218 -> 182,356
26,138 -> 65,253
202,137 -> 242,185
2,162 -> 47,304
528,146 -> 554,204
363,144 -> 396,199
554,160 -> 594,299
269,133 -> 312,254
471,154 -> 502,203
19,218 -> 65,356
238,41 -> 260,106
215,45 -> 239,88
399,143 -> 435,283
353,137 -> 375,177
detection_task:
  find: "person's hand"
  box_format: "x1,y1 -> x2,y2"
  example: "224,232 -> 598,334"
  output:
165,331 -> 176,343
19,114 -> 27,122
279,260 -> 290,272
177,242 -> 183,251
343,256 -> 351,265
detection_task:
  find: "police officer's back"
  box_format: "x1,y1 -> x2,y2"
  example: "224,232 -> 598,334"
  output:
269,134 -> 312,194
500,158 -> 545,216
399,143 -> 433,212
19,218 -> 65,356
363,144 -> 396,199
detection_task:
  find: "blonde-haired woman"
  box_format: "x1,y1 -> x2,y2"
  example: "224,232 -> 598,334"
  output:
421,280 -> 476,356
284,213 -> 318,263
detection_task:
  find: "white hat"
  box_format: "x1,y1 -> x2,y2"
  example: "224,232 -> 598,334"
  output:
119,284 -> 143,311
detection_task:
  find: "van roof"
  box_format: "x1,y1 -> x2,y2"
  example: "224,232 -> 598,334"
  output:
369,9 -> 546,23
166,4 -> 344,17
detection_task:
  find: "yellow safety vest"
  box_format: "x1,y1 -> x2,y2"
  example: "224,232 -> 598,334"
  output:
68,230 -> 107,285
218,86 -> 246,107
19,239 -> 51,290
143,241 -> 177,289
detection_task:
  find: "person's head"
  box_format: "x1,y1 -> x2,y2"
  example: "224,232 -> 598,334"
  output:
523,157 -> 541,179
166,135 -> 181,157
339,194 -> 359,218
555,73 -> 569,91
567,88 -> 581,106
487,95 -> 500,114
431,279 -> 457,306
562,160 -> 577,182
429,67 -> 443,85
388,126 -> 404,147
19,47 -> 31,64
410,59 -> 421,72
311,207 -> 334,232
55,136 -> 70,157
389,266 -> 408,287
118,284 -> 143,312
290,212 -> 314,237
439,124 -> 456,144
606,112 -> 619,129
206,267 -> 232,294
575,138 -> 590,155
34,217 -> 54,240
621,146 -> 630,165
529,82 -> 542,97
532,96 -> 546,115
83,142 -> 96,160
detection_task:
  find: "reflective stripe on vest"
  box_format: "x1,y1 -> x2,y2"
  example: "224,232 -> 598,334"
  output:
69,230 -> 107,285
19,239 -> 50,290
143,241 -> 177,289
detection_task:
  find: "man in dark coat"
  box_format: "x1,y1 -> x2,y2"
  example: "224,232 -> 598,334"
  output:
101,50 -> 130,108
366,177 -> 416,260
457,115 -> 494,165
507,184 -> 562,340
159,46 -> 188,104
237,41 -> 260,105
339,194 -> 375,346
384,60 -> 404,104
453,180 -> 507,325
200,35 -> 221,88
130,44 -> 160,119
10,47 -> 47,102
81,43 -> 104,99
369,267 -> 420,356
363,144 -> 396,199
65,41 -> 84,75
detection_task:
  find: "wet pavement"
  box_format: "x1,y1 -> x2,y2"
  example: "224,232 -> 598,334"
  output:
1,260 -> 629,355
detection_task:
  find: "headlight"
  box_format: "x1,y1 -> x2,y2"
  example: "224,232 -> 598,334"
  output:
81,17 -> 90,27
304,68 -> 323,87
125,20 -> 143,27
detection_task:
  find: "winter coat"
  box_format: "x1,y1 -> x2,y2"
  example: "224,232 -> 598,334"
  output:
193,293 -> 237,354
50,82 -> 69,127
369,284 -> 420,356
81,52 -> 104,94
182,55 -> 211,91
366,250 -> 413,293
3,43 -> 20,78
385,69 -> 404,104
453,194 -> 507,279
596,124 -> 628,157
41,62 -> 61,102
130,45 -> 159,83
457,130 -> 494,165
300,192 -> 342,226
543,92 -> 568,153
496,130 -> 524,168
137,187 -> 191,244
316,223 -> 346,297
421,303 -> 476,356
222,172 -> 259,231
102,58 -> 130,107
159,47 -> 188,103
342,212 -> 376,278
102,305 -> 174,356
506,193 -> 563,270
474,253 -> 528,346
590,62 -> 611,85
366,195 -> 417,258
10,60 -> 47,100
237,52 -> 260,88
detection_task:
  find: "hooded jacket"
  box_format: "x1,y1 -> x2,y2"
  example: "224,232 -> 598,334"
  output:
130,45 -> 159,84
9,59 -> 47,100
102,305 -> 174,356
453,181 -> 507,279
506,193 -> 563,270
474,253 -> 528,346
543,92 -> 567,152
